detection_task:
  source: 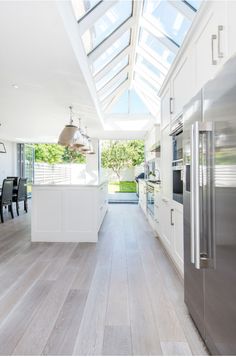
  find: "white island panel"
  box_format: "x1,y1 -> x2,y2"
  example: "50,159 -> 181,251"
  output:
31,182 -> 108,243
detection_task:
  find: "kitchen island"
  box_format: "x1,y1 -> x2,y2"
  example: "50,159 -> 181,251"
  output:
31,181 -> 108,242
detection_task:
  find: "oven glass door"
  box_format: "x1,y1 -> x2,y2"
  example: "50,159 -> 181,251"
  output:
173,131 -> 183,161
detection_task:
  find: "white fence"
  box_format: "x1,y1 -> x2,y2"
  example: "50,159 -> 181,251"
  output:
34,163 -> 86,184
101,164 -> 144,182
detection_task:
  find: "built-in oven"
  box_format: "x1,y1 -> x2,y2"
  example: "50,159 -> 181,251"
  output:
172,161 -> 183,204
146,183 -> 154,216
170,114 -> 183,204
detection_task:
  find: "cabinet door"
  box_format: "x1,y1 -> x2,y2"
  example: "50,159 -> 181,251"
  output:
160,126 -> 172,200
154,192 -> 161,235
172,207 -> 184,274
171,49 -> 195,118
195,1 -> 227,92
159,199 -> 172,250
227,0 -> 236,58
161,86 -> 171,130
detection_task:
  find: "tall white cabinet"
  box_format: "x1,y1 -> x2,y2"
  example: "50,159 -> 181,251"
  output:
143,0 -> 236,277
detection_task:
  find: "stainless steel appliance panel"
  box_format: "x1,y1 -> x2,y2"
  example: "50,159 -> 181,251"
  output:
183,90 -> 205,339
203,55 -> 236,355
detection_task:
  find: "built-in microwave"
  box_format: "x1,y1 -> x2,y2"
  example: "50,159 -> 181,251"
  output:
170,114 -> 183,204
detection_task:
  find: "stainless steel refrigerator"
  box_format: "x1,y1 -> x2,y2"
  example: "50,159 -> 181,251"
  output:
183,55 -> 236,355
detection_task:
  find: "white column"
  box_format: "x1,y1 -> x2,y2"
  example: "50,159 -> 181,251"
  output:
85,139 -> 100,184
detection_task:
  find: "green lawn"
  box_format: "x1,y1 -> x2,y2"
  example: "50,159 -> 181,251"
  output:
109,181 -> 136,193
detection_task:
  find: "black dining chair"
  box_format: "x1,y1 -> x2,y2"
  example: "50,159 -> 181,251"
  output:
12,178 -> 28,216
0,179 -> 14,223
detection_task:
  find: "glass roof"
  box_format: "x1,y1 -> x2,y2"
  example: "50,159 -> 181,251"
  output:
91,30 -> 131,74
143,0 -> 192,46
99,72 -> 128,102
96,55 -> 129,91
82,0 -> 132,54
74,0 -> 201,117
110,88 -> 150,114
71,0 -> 101,21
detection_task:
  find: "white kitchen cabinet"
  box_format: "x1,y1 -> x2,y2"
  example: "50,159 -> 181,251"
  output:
159,198 -> 172,251
171,204 -> 184,275
171,48 -> 195,119
154,189 -> 161,235
160,125 -> 172,200
161,85 -> 172,130
194,1 -> 227,92
227,0 -> 236,58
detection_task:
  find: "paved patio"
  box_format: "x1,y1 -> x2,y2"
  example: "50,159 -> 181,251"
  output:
108,192 -> 138,203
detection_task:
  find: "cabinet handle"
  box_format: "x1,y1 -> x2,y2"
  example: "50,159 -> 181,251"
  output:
211,34 -> 217,65
218,25 -> 224,59
169,97 -> 174,114
170,209 -> 174,226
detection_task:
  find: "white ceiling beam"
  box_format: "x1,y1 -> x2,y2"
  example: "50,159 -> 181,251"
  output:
167,0 -> 195,21
94,46 -> 131,82
98,65 -> 130,99
88,17 -> 134,63
137,43 -> 170,73
77,0 -> 118,33
128,0 -> 143,87
141,17 -> 179,54
102,81 -> 129,111
134,63 -> 163,88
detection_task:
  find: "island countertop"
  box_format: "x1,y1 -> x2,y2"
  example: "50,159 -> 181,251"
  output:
31,181 -> 108,243
32,180 -> 108,188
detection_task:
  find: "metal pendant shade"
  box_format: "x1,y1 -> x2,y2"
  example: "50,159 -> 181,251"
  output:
58,124 -> 78,146
58,106 -> 95,154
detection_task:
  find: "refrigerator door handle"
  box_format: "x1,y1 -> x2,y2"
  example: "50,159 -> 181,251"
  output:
190,124 -> 196,264
193,122 -> 201,269
191,121 -> 215,270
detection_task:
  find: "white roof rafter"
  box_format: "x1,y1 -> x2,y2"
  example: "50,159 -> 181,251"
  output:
77,1 -> 118,33
88,16 -> 134,62
128,0 -> 143,87
134,63 -> 163,88
102,80 -> 129,111
94,46 -> 130,82
167,0 -> 195,21
141,17 -> 179,54
98,65 -> 130,98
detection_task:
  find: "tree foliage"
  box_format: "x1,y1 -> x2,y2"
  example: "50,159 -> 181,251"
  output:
34,144 -> 85,164
101,140 -> 144,181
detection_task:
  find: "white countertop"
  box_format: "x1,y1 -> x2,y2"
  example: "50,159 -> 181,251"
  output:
32,181 -> 108,188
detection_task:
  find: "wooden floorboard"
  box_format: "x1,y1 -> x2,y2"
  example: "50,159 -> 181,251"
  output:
0,204 -> 207,355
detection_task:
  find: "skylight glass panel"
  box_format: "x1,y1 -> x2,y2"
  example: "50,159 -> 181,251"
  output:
134,72 -> 159,93
100,73 -> 128,102
82,0 -> 132,54
143,0 -> 191,45
109,89 -> 150,114
95,56 -> 129,91
139,29 -> 175,66
72,0 -> 101,21
109,91 -> 129,114
92,30 -> 131,74
136,55 -> 165,84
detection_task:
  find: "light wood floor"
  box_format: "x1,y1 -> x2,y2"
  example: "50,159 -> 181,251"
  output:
0,203 -> 207,356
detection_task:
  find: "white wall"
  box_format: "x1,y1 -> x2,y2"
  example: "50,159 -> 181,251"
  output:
0,140 -> 17,183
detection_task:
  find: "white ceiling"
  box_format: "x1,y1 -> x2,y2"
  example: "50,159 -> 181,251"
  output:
0,0 -> 150,143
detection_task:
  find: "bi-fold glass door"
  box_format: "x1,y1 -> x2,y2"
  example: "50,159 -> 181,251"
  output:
17,144 -> 35,197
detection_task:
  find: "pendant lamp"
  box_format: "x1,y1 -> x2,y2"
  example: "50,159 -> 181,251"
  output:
58,106 -> 78,147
